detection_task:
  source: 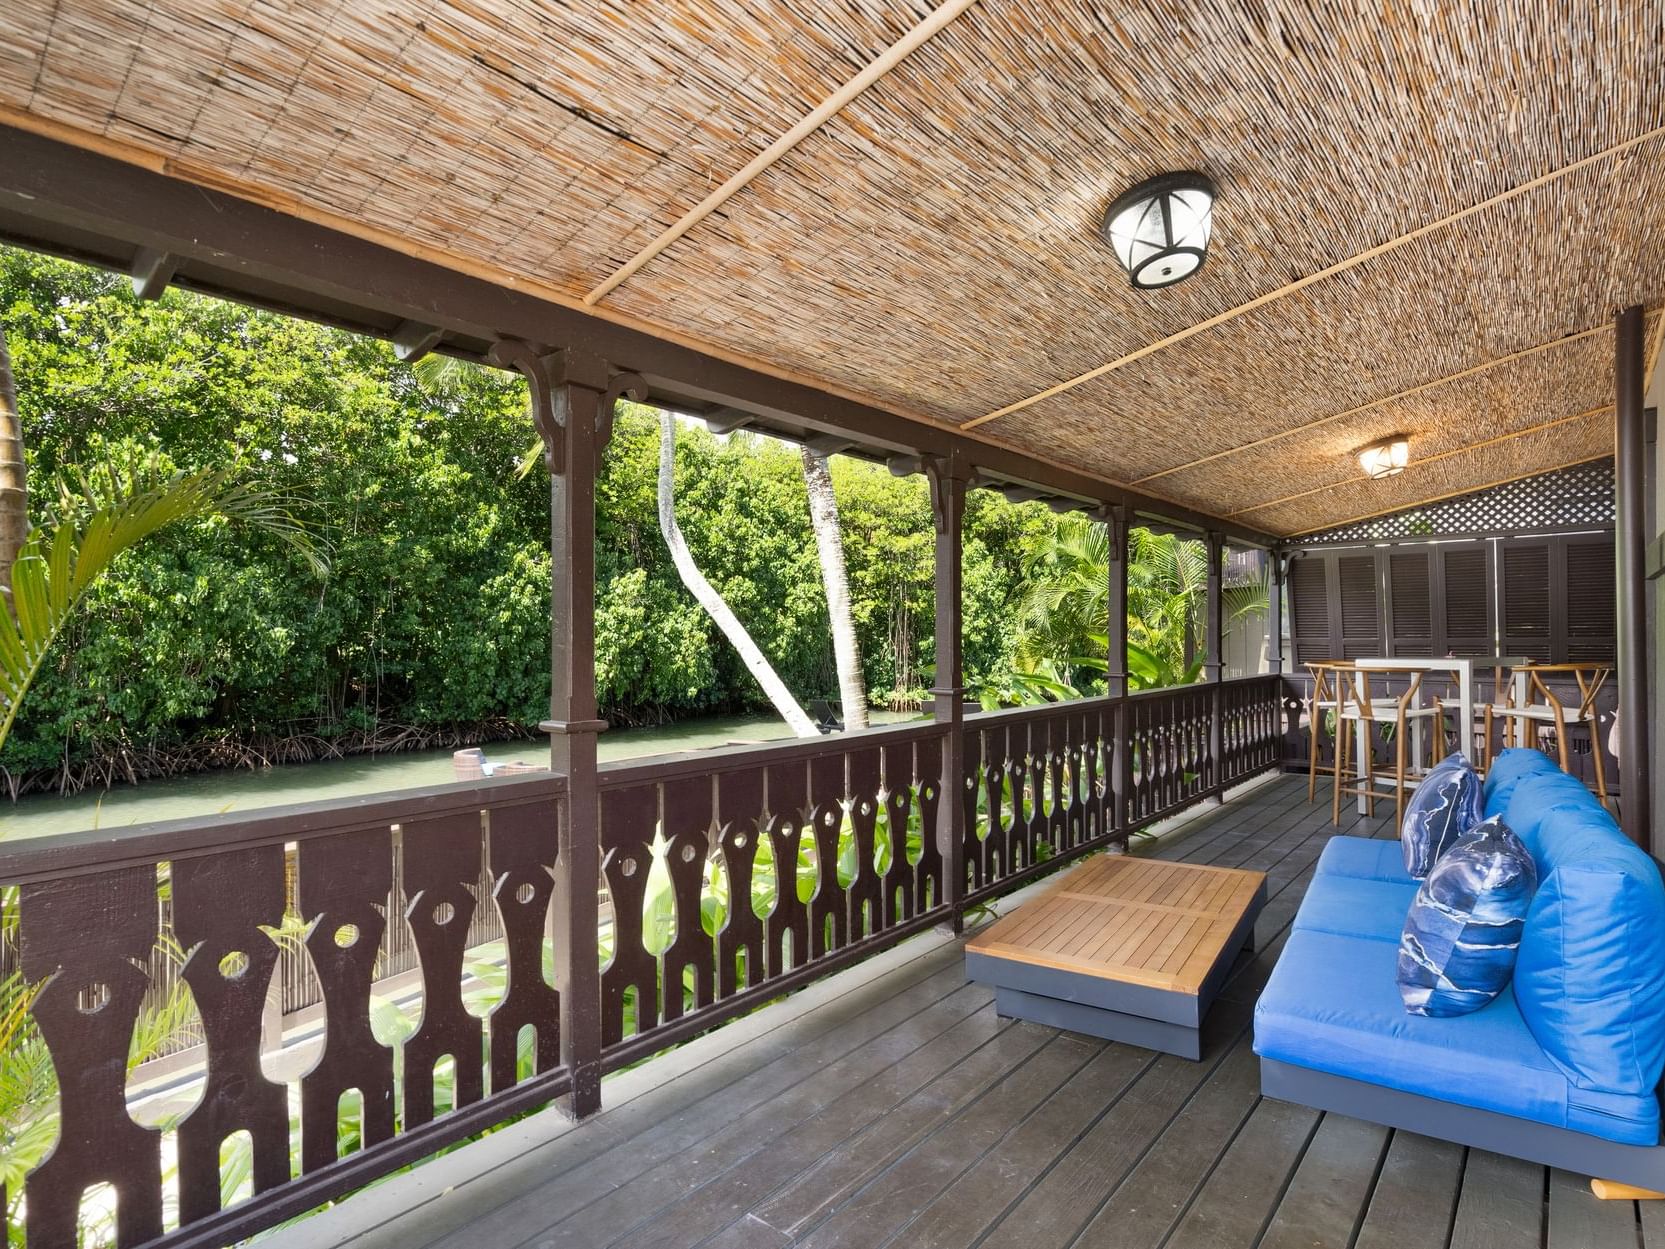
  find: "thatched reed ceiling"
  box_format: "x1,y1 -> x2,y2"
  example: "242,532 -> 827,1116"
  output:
2,0 -> 1661,534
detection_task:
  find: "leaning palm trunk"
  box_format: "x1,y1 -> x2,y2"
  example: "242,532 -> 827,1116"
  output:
657,412 -> 817,738
0,327 -> 28,617
800,447 -> 868,730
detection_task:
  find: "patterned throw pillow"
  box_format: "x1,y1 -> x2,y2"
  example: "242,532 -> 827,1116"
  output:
1398,817 -> 1537,1017
1400,751 -> 1483,879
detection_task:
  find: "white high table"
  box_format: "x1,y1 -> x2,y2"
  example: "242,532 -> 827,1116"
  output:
1346,656 -> 1533,814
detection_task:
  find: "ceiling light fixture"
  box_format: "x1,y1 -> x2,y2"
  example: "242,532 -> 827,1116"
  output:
1358,436 -> 1411,479
1101,172 -> 1217,289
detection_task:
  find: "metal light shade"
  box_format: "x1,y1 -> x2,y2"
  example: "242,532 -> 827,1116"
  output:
1101,172 -> 1216,289
1358,437 -> 1410,479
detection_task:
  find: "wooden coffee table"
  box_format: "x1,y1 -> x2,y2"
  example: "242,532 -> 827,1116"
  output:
964,854 -> 1266,1060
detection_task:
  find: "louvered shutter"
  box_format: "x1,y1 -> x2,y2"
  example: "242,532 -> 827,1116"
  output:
1387,549 -> 1433,655
1337,554 -> 1383,660
1500,541 -> 1552,660
1563,534 -> 1616,662
1438,545 -> 1493,655
1289,555 -> 1333,663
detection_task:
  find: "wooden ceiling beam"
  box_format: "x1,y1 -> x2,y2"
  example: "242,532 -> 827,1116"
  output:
963,121 -> 1665,431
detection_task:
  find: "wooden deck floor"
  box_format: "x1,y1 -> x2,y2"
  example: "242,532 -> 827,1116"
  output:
288,774 -> 1665,1249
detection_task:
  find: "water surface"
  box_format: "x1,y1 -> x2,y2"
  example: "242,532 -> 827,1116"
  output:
0,709 -> 924,841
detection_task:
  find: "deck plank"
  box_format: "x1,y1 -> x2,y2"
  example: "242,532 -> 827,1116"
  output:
786,1033 -> 1109,1248
1063,1035 -> 1267,1249
432,976 -> 995,1249
525,991 -> 1022,1249
606,1005 -> 1037,1249
613,1017 -> 1061,1249
400,946 -> 973,1249
1546,1168 -> 1637,1249
738,1023 -> 1071,1240
876,1043 -> 1160,1249
1158,1096 -> 1322,1249
1352,1132 -> 1465,1249
1257,1114 -> 1390,1249
1447,1151 -> 1546,1249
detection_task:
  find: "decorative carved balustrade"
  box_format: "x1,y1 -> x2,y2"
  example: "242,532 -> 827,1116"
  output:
0,774 -> 567,1249
594,722 -> 946,1069
961,698 -> 1118,900
1126,684 -> 1215,825
0,678 -> 1285,1249
1221,676 -> 1285,785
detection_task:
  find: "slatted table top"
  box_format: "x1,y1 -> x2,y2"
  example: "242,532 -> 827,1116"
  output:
966,855 -> 1267,996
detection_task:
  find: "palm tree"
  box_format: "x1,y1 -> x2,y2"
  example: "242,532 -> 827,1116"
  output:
0,456 -> 323,757
800,447 -> 867,729
1007,518 -> 1267,702
658,412 -> 817,737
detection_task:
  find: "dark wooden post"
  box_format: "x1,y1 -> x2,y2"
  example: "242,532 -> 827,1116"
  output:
926,451 -> 970,929
1205,530 -> 1225,797
1615,305 -> 1651,850
1267,547 -> 1285,677
489,341 -> 611,1117
1103,504 -> 1131,837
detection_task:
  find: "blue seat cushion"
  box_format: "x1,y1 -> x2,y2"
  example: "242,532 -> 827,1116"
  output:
1400,752 -> 1483,878
1315,836 -> 1413,885
1498,777 -> 1665,1099
1254,929 -> 1661,1144
1397,817 -> 1536,1017
1482,747 -> 1560,821
1294,872 -> 1416,942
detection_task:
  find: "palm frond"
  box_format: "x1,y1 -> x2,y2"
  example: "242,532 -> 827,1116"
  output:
0,456 -> 326,757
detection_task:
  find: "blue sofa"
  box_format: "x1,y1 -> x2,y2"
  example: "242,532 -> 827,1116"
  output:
1254,749 -> 1665,1185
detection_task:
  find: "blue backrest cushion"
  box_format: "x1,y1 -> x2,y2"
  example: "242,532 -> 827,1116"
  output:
1482,747 -> 1559,821
1506,785 -> 1665,1095
1400,751 -> 1483,879
1398,817 -> 1537,1017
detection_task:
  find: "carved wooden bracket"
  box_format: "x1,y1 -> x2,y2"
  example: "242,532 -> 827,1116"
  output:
488,339 -> 567,475
488,342 -> 638,476
600,371 -> 648,451
921,451 -> 973,535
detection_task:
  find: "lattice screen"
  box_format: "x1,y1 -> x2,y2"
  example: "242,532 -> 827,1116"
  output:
1292,458 -> 1614,546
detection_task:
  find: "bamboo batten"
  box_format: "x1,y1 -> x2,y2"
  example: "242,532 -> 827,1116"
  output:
1,0 -> 1663,536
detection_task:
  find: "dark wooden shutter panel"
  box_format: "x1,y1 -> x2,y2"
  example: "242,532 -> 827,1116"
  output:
1337,555 -> 1382,659
1440,546 -> 1492,654
1564,534 -> 1616,662
1289,555 -> 1331,663
1388,550 -> 1432,654
1501,542 -> 1551,659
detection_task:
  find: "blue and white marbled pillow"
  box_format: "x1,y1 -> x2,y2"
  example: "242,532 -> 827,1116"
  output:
1397,816 -> 1537,1018
1400,751 -> 1484,879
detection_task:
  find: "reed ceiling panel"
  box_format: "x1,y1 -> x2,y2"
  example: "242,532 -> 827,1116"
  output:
1197,319 -> 1640,520
0,0 -> 938,296
1249,414 -> 1614,536
1,0 -> 1662,531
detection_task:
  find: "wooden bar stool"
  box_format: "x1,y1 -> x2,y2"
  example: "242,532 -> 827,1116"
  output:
1304,660 -> 1352,803
1332,666 -> 1445,830
1485,663 -> 1612,812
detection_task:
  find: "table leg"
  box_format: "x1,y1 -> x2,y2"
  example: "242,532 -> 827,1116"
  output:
1355,717 -> 1370,815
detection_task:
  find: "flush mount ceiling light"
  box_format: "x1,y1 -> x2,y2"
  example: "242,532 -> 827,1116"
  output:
1358,436 -> 1410,479
1101,171 -> 1217,289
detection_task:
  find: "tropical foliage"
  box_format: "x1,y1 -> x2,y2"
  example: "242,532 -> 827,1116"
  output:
0,247 -> 1258,790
